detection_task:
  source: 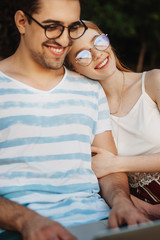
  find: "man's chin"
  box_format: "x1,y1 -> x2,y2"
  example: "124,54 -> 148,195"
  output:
44,61 -> 64,70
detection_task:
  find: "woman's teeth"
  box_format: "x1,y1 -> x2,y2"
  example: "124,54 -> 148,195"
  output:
97,58 -> 108,69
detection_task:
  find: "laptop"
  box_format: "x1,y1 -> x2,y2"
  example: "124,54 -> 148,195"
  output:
1,219 -> 160,240
68,219 -> 160,240
93,220 -> 160,240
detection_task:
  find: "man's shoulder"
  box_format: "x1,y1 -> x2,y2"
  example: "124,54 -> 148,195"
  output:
0,57 -> 12,73
0,59 -> 5,71
66,68 -> 101,88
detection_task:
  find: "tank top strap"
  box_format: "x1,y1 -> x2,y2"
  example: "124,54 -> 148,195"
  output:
141,71 -> 146,94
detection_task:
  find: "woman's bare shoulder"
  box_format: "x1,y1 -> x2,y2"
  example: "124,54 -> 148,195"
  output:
146,69 -> 160,80
145,69 -> 160,101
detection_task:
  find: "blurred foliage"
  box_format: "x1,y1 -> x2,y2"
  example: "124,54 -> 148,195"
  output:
0,0 -> 19,59
0,0 -> 160,70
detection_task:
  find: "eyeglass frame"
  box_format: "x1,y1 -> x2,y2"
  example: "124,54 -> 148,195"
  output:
75,34 -> 110,66
23,11 -> 88,40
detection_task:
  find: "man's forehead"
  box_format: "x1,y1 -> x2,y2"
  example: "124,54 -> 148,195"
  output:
39,0 -> 80,7
37,0 -> 81,18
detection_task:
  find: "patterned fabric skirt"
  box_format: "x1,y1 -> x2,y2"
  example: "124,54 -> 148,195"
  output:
130,178 -> 160,204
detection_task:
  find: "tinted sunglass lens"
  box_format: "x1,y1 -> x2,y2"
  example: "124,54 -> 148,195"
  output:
94,34 -> 110,50
75,50 -> 92,66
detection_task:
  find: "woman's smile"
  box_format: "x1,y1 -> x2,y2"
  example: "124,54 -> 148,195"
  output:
95,56 -> 109,70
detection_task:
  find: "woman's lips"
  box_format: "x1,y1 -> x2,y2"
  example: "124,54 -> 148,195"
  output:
95,56 -> 109,70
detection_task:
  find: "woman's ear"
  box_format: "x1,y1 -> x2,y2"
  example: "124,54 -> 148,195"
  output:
14,10 -> 28,34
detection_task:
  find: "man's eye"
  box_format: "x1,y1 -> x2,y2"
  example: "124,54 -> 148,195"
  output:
46,25 -> 59,31
70,24 -> 81,31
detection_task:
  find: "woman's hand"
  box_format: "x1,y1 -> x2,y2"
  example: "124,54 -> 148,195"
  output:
91,146 -> 122,178
131,195 -> 160,220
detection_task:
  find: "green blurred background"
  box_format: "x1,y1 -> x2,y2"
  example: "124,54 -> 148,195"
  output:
0,0 -> 160,72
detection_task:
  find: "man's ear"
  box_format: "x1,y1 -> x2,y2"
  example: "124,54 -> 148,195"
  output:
14,10 -> 28,34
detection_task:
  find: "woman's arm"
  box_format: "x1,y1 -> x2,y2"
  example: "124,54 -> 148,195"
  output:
91,146 -> 160,178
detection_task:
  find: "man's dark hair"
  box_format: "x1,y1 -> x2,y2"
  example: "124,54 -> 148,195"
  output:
0,0 -> 83,59
14,0 -> 41,23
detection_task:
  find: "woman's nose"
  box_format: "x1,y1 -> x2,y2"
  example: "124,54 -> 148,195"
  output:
91,48 -> 103,61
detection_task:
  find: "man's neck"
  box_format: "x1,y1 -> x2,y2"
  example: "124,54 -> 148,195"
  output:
0,52 -> 65,91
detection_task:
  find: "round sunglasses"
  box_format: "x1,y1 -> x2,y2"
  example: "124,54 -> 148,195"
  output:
75,34 -> 110,66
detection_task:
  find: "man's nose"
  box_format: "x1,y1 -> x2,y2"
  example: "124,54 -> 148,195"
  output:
55,27 -> 71,47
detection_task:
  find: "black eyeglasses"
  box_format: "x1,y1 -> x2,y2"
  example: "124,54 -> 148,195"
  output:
75,34 -> 110,66
23,11 -> 88,40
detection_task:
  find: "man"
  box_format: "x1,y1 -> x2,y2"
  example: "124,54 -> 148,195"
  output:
0,0 -> 150,239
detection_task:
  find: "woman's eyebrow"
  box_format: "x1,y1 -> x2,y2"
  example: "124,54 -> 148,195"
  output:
75,35 -> 100,57
91,35 -> 99,43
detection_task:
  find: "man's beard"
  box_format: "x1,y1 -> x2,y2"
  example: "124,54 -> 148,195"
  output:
31,50 -> 66,70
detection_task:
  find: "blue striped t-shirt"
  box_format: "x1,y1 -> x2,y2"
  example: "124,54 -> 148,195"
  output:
0,68 -> 111,227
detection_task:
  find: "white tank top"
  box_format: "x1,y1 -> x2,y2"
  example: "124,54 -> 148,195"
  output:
111,72 -> 160,187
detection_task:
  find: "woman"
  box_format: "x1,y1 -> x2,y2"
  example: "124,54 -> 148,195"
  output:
66,21 -> 160,205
